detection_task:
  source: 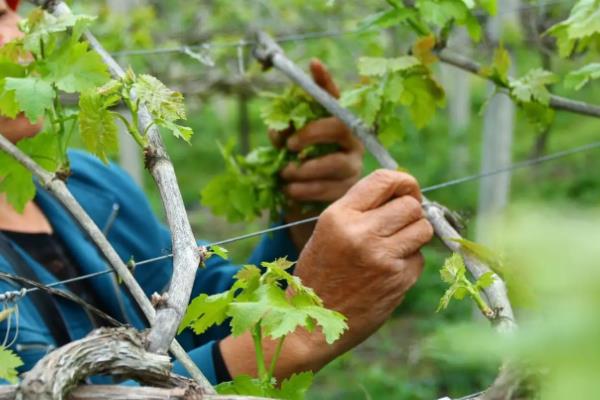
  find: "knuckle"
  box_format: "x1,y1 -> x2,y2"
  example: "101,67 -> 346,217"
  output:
418,219 -> 435,243
333,118 -> 349,135
403,196 -> 423,220
285,183 -> 310,200
369,169 -> 395,185
280,164 -> 296,180
327,152 -> 345,165
424,220 -> 434,241
400,173 -> 420,192
319,206 -> 340,226
349,156 -> 363,176
397,252 -> 424,288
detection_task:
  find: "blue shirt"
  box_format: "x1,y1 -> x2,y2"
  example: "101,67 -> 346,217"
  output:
0,150 -> 298,385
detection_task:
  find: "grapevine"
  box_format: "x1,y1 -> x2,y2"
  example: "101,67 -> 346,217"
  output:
0,0 -> 599,399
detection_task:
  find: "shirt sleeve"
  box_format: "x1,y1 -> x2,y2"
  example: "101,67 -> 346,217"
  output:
247,222 -> 299,265
172,340 -> 219,385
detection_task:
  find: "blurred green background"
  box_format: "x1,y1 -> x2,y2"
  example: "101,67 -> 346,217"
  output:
48,0 -> 600,398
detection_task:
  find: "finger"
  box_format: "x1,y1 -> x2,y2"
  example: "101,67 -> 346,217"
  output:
364,195 -> 424,237
384,218 -> 434,258
287,117 -> 359,152
389,252 -> 425,290
337,170 -> 422,212
310,59 -> 340,98
280,152 -> 361,182
283,177 -> 356,203
269,127 -> 294,149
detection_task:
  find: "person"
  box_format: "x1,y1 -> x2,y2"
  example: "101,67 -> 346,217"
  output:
0,0 -> 434,386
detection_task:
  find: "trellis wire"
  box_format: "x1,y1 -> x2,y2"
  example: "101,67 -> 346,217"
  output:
1,139 -> 599,303
109,0 -> 569,59
0,271 -> 122,326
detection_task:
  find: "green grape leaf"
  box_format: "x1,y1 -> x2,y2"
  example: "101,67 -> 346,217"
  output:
357,56 -> 420,77
204,86 -> 334,223
0,40 -> 28,65
0,164 -> 36,214
416,0 -> 482,41
437,252 -> 495,315
260,86 -> 328,131
228,260 -> 348,342
0,132 -> 60,212
480,46 -> 512,86
216,375 -> 267,396
78,89 -> 119,163
209,245 -> 229,260
278,371 -> 314,400
0,80 -> 20,119
438,283 -> 465,311
0,61 -> 25,118
450,237 -> 505,274
383,74 -> 405,103
547,0 -> 600,58
232,265 -> 262,294
478,0 -> 497,14
378,114 -> 404,147
510,69 -> 558,105
475,271 -> 496,290
416,0 -> 466,27
179,292 -> 232,335
202,145 -> 288,222
564,63 -> 600,90
43,42 -> 110,93
301,303 -> 347,344
228,285 -> 302,338
341,84 -> 383,125
453,286 -> 469,300
521,101 -> 555,132
185,255 -> 345,395
133,74 -> 186,121
20,9 -> 95,55
155,118 -> 194,143
0,346 -> 23,384
261,258 -> 321,304
130,73 -> 193,142
401,74 -> 446,128
359,6 -> 418,30
201,170 -> 254,222
4,77 -> 54,123
439,252 -> 466,284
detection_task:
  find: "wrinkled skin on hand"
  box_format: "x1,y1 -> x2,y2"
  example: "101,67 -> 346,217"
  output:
293,169 -> 434,363
221,169 -> 434,380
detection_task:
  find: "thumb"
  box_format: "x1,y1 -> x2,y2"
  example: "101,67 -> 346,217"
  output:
310,59 -> 340,99
336,170 -> 422,212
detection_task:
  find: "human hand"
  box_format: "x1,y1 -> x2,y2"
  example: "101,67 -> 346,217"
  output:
272,59 -> 364,251
274,59 -> 364,205
291,169 -> 434,368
